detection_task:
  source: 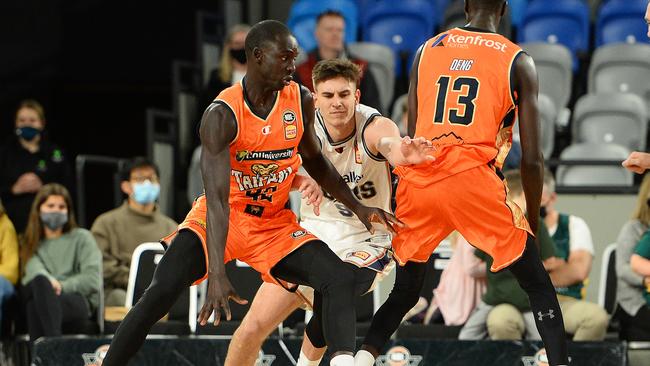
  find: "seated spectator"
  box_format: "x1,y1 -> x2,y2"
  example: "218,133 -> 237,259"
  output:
91,157 -> 177,307
20,183 -> 101,340
459,170 -> 556,341
294,10 -> 382,112
424,233 -> 487,326
202,24 -> 251,109
0,199 -> 19,331
541,169 -> 609,340
0,100 -> 73,233
616,174 -> 650,340
630,231 -> 650,340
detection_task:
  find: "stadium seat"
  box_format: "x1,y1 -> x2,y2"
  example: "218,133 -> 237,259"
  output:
347,42 -> 395,113
125,243 -> 198,334
518,0 -> 590,69
589,43 -> 650,116
522,42 -> 573,111
287,0 -> 358,52
362,0 -> 436,76
596,0 -> 650,46
508,0 -> 528,28
572,93 -> 648,152
196,260 -> 264,335
538,93 -> 556,159
556,143 -> 633,187
597,243 -> 617,316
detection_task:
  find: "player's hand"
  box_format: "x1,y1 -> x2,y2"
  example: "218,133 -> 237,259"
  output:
623,151 -> 650,174
399,136 -> 435,165
198,272 -> 247,326
354,205 -> 405,235
298,176 -> 322,216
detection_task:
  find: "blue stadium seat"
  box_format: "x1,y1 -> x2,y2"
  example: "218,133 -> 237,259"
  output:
596,0 -> 650,46
517,0 -> 590,69
508,0 -> 528,28
287,0 -> 358,52
362,0 -> 436,76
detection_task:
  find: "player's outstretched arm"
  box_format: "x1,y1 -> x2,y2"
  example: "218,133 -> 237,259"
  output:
198,102 -> 247,326
623,151 -> 650,174
515,52 -> 544,235
365,116 -> 434,166
298,86 -> 403,234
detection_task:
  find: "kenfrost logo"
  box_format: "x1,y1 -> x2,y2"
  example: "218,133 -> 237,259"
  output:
447,34 -> 508,52
82,344 -> 110,366
376,346 -> 423,366
254,350 -> 276,366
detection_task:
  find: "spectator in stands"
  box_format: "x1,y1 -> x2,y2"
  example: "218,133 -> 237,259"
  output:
616,174 -> 650,340
91,157 -> 177,307
20,183 -> 101,340
294,10 -> 383,112
459,170 -> 556,341
630,226 -> 650,340
540,169 -> 609,340
0,199 -> 19,331
424,233 -> 487,326
0,100 -> 73,234
203,24 -> 251,108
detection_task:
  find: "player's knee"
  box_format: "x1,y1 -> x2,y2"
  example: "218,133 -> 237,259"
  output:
387,284 -> 420,310
235,313 -> 274,343
324,263 -> 356,291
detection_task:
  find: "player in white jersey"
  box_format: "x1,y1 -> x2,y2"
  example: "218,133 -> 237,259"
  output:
224,59 -> 433,366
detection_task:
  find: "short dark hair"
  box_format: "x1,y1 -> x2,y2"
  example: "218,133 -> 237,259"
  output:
312,59 -> 361,88
245,20 -> 292,56
504,169 -> 523,198
122,157 -> 159,181
316,10 -> 345,24
467,0 -> 506,10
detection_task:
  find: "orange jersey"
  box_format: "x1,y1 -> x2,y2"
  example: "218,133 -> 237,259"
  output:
217,80 -> 305,216
395,27 -> 523,186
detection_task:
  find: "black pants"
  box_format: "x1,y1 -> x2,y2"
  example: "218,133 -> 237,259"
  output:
618,304 -> 650,341
21,275 -> 89,341
103,230 -> 363,365
363,235 -> 569,366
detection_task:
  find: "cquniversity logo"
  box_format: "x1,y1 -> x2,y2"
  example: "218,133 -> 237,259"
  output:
376,346 -> 423,366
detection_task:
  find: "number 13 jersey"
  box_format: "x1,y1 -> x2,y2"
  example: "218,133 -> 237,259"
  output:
395,27 -> 523,186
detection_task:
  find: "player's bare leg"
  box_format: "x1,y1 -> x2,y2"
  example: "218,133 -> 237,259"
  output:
225,282 -> 303,366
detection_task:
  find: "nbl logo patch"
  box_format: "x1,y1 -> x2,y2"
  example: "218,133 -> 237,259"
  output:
283,109 -> 298,140
291,230 -> 307,239
282,110 -> 296,124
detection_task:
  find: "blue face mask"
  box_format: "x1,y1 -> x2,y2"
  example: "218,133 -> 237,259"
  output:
40,211 -> 68,230
16,126 -> 41,141
132,181 -> 160,205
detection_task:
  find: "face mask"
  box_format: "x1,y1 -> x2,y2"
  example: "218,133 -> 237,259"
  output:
132,181 -> 160,205
230,48 -> 247,64
40,212 -> 68,230
540,206 -> 548,219
16,126 -> 41,141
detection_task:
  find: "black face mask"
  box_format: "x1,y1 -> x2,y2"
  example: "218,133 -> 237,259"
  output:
540,206 -> 548,218
646,198 -> 650,207
230,48 -> 247,64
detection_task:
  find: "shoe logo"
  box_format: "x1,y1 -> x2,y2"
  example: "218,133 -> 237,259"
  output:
376,346 -> 423,366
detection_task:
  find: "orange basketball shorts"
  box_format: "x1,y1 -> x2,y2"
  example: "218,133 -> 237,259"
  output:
161,195 -> 317,285
392,164 -> 532,272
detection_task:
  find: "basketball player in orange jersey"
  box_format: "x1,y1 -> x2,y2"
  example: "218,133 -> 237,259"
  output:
354,1 -> 571,366
102,20 -> 401,366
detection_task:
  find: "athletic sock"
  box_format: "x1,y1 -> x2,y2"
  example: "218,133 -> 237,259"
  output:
330,354 -> 354,366
354,350 -> 375,366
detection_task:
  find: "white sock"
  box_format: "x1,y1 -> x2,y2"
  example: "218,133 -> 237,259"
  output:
330,354 -> 354,366
297,350 -> 322,366
354,350 -> 376,366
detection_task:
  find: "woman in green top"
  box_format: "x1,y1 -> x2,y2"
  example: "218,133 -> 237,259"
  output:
20,183 -> 101,341
630,232 -> 650,340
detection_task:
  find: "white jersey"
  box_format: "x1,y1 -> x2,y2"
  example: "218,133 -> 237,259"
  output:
300,104 -> 393,273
